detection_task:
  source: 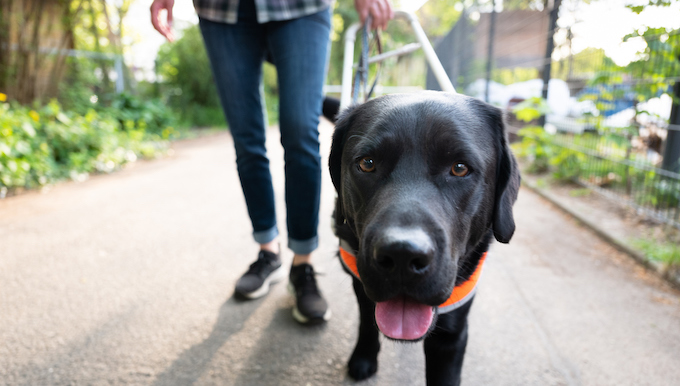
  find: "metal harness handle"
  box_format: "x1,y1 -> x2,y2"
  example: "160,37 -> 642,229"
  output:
340,11 -> 455,109
352,16 -> 382,104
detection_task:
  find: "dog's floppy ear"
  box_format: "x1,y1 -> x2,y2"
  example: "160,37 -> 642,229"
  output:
329,104 -> 361,243
488,106 -> 521,243
329,104 -> 358,192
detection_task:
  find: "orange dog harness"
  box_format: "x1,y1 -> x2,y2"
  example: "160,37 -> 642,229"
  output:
339,240 -> 487,313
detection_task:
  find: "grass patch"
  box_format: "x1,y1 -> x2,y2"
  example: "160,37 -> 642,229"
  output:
569,188 -> 592,197
632,238 -> 680,268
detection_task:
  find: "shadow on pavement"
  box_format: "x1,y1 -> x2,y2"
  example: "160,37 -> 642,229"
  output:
232,305 -> 331,386
152,294 -> 263,386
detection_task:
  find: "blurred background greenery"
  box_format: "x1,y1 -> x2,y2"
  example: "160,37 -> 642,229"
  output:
0,0 -> 462,195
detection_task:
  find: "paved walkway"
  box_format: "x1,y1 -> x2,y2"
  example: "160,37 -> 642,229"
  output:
1,122 -> 680,386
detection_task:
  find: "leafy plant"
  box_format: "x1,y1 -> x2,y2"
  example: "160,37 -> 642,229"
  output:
513,127 -> 553,174
635,176 -> 680,208
0,95 -> 170,194
632,237 -> 680,270
106,93 -> 179,138
511,98 -> 556,174
512,97 -> 551,123
156,25 -> 227,128
550,146 -> 585,181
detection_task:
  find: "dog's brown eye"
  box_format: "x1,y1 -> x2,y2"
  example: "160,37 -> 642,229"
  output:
451,163 -> 469,177
358,157 -> 375,172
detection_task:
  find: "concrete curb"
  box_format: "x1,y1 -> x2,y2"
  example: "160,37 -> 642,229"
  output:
521,178 -> 680,291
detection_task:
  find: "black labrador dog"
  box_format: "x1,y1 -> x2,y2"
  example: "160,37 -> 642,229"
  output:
326,92 -> 520,386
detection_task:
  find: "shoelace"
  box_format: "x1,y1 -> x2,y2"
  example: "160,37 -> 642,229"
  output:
246,252 -> 278,276
293,266 -> 320,295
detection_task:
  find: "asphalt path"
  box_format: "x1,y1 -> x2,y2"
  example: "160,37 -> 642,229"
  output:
1,121 -> 680,385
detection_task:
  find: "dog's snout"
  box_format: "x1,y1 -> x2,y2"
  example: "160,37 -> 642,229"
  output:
375,242 -> 433,274
372,227 -> 435,277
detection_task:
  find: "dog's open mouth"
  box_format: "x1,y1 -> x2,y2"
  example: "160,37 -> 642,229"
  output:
375,295 -> 435,340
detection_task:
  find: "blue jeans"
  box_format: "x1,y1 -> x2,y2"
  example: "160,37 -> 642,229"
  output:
199,0 -> 331,255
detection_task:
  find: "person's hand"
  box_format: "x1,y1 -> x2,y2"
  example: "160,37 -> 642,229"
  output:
354,0 -> 394,31
150,0 -> 175,41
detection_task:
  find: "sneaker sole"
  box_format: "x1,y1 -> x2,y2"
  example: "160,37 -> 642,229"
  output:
287,283 -> 332,324
238,265 -> 286,299
292,306 -> 332,325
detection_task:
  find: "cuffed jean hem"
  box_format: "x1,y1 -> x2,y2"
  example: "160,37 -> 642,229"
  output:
288,236 -> 318,255
253,226 -> 279,245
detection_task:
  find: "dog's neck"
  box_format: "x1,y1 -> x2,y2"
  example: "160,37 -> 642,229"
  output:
337,231 -> 491,313
456,231 -> 493,286
336,219 -> 492,287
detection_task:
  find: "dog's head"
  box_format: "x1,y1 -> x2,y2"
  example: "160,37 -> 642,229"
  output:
330,92 -> 520,341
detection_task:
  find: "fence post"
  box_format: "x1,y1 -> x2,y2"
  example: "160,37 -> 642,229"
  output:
539,0 -> 562,127
114,56 -> 125,94
662,73 -> 680,173
484,0 -> 497,103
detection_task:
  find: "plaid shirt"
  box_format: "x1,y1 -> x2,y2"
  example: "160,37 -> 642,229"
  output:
194,0 -> 332,24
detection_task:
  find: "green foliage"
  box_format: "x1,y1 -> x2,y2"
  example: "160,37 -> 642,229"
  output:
175,104 -> 227,129
513,121 -> 679,212
416,0 -> 464,37
156,25 -> 226,128
59,56 -> 107,112
511,99 -> 557,175
157,26 -> 219,109
0,98 -> 170,194
624,27 -> 680,101
513,121 -> 680,206
511,99 -> 592,182
569,188 -> 591,197
105,93 -> 179,138
62,0 -> 132,105
626,1 -> 674,15
513,126 -> 585,180
636,176 -> 680,208
155,23 -> 283,128
553,48 -> 622,81
578,27 -> 679,132
512,127 -> 553,174
550,145 -> 585,181
263,63 -> 279,125
493,67 -> 539,86
632,238 -> 680,267
512,97 -> 551,122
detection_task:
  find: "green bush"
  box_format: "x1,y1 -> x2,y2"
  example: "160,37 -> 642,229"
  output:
512,126 -> 553,174
176,103 -> 226,129
58,56 -> 112,113
511,98 -> 590,183
549,145 -> 585,182
155,25 -> 281,128
156,25 -> 227,128
106,92 -> 180,138
0,96 -> 170,195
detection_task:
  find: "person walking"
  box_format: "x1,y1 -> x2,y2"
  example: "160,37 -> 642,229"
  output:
150,0 -> 392,324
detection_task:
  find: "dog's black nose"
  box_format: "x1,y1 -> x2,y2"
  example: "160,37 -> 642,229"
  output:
372,228 -> 435,278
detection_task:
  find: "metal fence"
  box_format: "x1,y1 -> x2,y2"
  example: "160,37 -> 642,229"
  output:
545,28 -> 680,230
549,129 -> 680,229
428,3 -> 680,229
546,28 -> 680,229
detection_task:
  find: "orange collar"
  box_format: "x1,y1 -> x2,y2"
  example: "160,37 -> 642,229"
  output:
339,244 -> 487,313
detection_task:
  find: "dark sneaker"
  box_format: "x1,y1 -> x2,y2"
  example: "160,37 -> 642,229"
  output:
235,250 -> 285,299
288,264 -> 331,324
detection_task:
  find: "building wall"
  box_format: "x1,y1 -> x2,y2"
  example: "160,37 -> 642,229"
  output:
428,9 -> 550,91
474,10 -> 549,69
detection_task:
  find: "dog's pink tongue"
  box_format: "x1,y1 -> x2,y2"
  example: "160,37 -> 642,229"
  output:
375,296 -> 433,340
